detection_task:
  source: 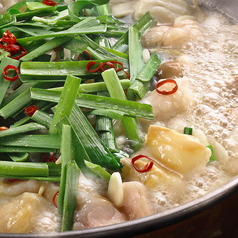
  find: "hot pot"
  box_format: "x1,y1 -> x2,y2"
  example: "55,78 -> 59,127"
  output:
1,0 -> 238,237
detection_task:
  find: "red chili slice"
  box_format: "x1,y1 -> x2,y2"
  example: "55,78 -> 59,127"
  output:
124,70 -> 130,79
42,0 -> 56,6
12,44 -> 27,60
79,50 -> 92,61
132,155 -> 154,173
3,65 -> 19,82
101,61 -> 117,72
3,44 -> 21,56
1,30 -> 17,45
40,152 -> 58,163
4,178 -> 22,183
109,61 -> 124,72
86,61 -> 104,73
25,105 -> 39,116
0,126 -> 8,131
0,31 -> 27,60
52,190 -> 59,208
156,79 -> 178,95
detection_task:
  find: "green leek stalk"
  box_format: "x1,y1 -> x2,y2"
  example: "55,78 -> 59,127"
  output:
61,162 -> 80,231
57,124 -> 72,231
102,68 -> 142,151
49,75 -> 81,135
30,88 -> 154,120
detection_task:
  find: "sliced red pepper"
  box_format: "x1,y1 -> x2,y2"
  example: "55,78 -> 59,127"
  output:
25,105 -> 39,116
124,70 -> 130,79
79,50 -> 92,61
3,65 -> 19,82
52,190 -> 59,208
156,79 -> 178,95
0,31 -> 27,60
86,61 -> 104,73
12,44 -> 27,60
1,30 -> 17,45
109,61 -> 123,72
40,152 -> 58,163
4,178 -> 22,183
42,0 -> 56,6
101,61 -> 116,72
132,155 -> 154,173
3,44 -> 21,56
0,126 -> 8,131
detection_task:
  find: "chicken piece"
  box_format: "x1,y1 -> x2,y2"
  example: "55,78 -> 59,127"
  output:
42,182 -> 59,203
0,179 -> 42,197
73,173 -> 127,230
142,20 -> 203,49
107,172 -> 153,219
121,181 -> 153,219
141,77 -> 195,122
161,20 -> 204,48
0,192 -> 51,233
134,0 -> 196,23
110,1 -> 137,18
142,26 -> 170,48
146,126 -> 211,175
73,194 -> 127,229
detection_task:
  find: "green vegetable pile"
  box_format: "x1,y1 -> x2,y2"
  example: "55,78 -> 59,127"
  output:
0,0 -> 162,231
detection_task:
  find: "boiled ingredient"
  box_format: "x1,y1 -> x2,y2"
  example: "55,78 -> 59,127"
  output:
0,193 -> 51,233
0,179 -> 42,197
134,0 -> 196,23
142,20 -> 204,49
140,77 -> 195,124
161,20 -> 204,48
73,195 -> 127,229
145,126 -> 211,175
121,181 -> 153,219
108,172 -> 124,207
156,61 -> 183,79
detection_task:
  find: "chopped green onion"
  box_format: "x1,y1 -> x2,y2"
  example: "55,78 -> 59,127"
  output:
207,145 -> 217,163
0,134 -> 61,149
57,124 -> 72,231
30,88 -> 154,120
31,110 -> 53,129
61,162 -> 80,231
184,127 -> 193,135
7,152 -> 29,162
20,36 -> 73,62
84,160 -> 111,180
0,123 -> 46,138
50,79 -> 130,94
102,68 -> 142,151
0,146 -> 56,153
0,161 -> 48,177
49,75 -> 81,135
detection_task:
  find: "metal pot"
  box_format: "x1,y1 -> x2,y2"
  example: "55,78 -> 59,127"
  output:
1,1 -> 238,237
